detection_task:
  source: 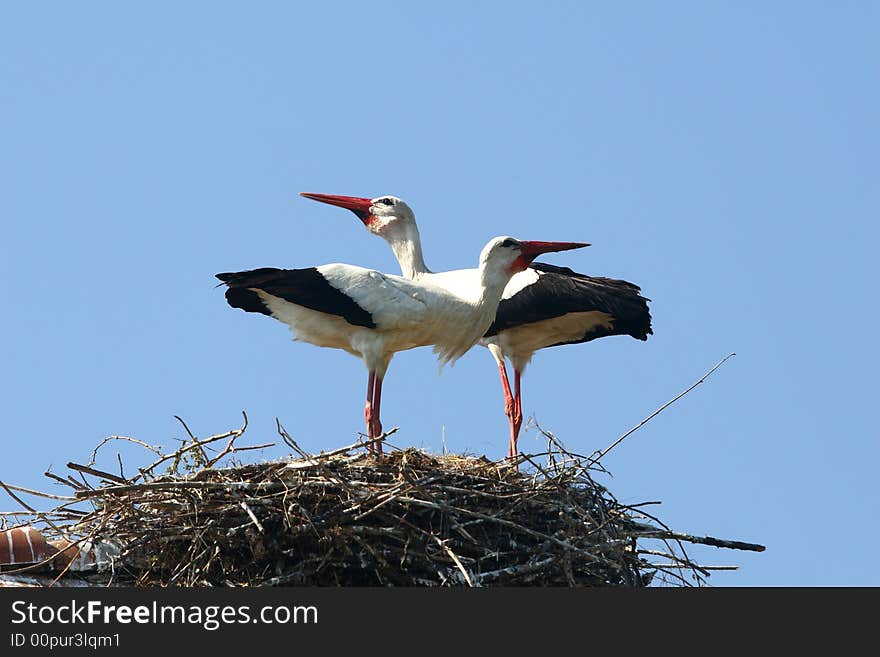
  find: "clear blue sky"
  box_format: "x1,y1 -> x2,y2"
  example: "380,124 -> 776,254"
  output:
1,2 -> 876,585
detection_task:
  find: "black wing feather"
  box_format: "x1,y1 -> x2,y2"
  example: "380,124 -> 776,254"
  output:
485,262 -> 653,343
216,267 -> 377,329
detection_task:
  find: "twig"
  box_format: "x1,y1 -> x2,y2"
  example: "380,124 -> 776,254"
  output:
276,420 -> 310,460
66,463 -> 128,485
239,501 -> 264,533
631,522 -> 765,552
205,422 -> 268,468
312,429 -> 400,461
0,481 -> 68,538
475,556 -> 557,583
89,435 -> 162,467
43,470 -> 85,491
432,535 -> 473,587
0,482 -> 76,502
591,353 -> 736,463
637,548 -> 710,576
645,563 -> 738,571
74,480 -> 287,498
138,412 -> 248,480
174,415 -> 209,465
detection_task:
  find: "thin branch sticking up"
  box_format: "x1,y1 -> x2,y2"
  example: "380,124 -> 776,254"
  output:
137,411 -> 249,480
591,353 -> 736,463
89,435 -> 162,467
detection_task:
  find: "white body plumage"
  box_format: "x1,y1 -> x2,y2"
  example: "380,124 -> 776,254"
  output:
256,252 -> 512,377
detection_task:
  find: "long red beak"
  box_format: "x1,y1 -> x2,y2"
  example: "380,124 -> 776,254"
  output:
518,240 -> 590,261
300,192 -> 374,223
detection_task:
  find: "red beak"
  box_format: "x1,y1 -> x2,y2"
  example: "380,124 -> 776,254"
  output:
518,240 -> 590,261
300,192 -> 374,223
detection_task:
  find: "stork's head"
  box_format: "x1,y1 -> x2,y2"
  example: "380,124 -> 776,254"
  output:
480,236 -> 590,277
299,192 -> 416,238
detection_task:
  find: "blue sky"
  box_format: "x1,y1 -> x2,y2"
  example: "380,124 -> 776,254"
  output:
1,2 -> 876,585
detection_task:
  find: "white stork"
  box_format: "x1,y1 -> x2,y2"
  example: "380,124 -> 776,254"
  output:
300,192 -> 653,459
217,236 -> 587,456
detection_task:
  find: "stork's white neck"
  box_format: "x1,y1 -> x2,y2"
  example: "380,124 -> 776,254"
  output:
476,259 -> 515,308
375,215 -> 523,367
379,214 -> 511,306
426,250 -> 516,368
383,221 -> 431,280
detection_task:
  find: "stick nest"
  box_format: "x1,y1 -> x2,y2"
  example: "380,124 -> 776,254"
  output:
1,416 -> 764,587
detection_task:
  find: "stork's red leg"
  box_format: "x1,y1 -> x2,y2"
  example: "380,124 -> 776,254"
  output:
371,376 -> 384,457
496,361 -> 518,459
511,369 -> 524,455
364,371 -> 376,458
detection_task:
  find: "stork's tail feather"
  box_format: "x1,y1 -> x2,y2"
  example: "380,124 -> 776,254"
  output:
216,268 -> 286,287
223,287 -> 272,316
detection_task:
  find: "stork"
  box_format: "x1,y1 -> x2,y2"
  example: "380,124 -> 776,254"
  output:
216,236 -> 587,457
300,193 -> 652,459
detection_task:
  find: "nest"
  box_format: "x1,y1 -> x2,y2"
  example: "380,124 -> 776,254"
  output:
1,415 -> 764,587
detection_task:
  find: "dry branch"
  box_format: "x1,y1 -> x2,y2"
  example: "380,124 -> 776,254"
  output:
591,352 -> 736,462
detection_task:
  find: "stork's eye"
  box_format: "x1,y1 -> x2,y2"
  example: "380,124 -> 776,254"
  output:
499,238 -> 517,248
378,198 -> 394,206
